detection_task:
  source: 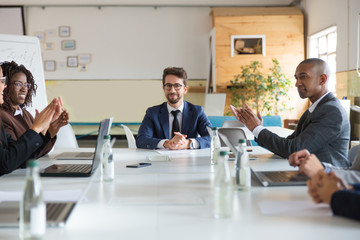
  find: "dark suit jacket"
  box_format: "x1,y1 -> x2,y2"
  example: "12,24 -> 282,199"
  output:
0,108 -> 56,157
256,92 -> 350,167
331,184 -> 360,221
0,121 -> 51,176
136,101 -> 211,149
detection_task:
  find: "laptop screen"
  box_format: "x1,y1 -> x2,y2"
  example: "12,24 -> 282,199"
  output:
90,118 -> 113,173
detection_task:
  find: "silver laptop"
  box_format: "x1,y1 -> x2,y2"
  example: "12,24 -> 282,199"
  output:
218,133 -> 308,186
40,118 -> 112,177
0,201 -> 76,228
54,117 -> 113,160
218,132 -> 253,160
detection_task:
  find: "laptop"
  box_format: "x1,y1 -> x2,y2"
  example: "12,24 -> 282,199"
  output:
218,132 -> 253,160
40,118 -> 112,177
0,201 -> 76,228
251,170 -> 309,187
218,132 -> 309,187
55,151 -> 94,160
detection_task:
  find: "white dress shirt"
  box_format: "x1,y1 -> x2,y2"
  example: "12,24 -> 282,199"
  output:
14,107 -> 23,117
157,102 -> 199,149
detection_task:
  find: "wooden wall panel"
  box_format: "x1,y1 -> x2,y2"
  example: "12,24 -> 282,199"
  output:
211,7 -> 306,119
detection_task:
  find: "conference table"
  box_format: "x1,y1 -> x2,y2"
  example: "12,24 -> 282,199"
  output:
0,146 -> 359,240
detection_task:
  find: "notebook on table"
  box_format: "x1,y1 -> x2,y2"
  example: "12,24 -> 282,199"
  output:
40,118 -> 112,177
0,201 -> 76,228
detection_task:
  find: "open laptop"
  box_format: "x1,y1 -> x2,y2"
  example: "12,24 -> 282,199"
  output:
218,132 -> 253,160
0,201 -> 76,228
40,118 -> 112,177
218,132 -> 308,186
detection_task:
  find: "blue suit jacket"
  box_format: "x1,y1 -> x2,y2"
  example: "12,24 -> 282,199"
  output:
331,184 -> 360,221
136,101 -> 211,149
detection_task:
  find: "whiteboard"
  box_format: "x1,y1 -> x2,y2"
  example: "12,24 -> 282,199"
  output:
0,34 -> 48,115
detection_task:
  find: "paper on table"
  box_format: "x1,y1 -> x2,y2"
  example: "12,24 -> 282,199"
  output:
258,200 -> 332,216
0,189 -> 83,202
155,149 -> 195,155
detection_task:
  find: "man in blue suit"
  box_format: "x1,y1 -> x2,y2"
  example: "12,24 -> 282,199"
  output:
136,67 -> 211,150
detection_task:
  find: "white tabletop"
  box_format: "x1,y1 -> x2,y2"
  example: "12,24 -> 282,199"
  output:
0,147 -> 359,240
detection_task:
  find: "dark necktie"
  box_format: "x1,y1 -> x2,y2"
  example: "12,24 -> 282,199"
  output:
171,110 -> 180,138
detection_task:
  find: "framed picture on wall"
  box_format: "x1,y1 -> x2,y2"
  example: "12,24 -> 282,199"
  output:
78,53 -> 91,64
78,64 -> 88,71
67,56 -> 78,67
59,26 -> 70,37
34,32 -> 45,42
61,40 -> 76,50
44,60 -> 56,71
44,42 -> 54,50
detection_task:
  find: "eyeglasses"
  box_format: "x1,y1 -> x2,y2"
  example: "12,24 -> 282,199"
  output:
13,81 -> 31,90
164,83 -> 184,91
0,76 -> 6,85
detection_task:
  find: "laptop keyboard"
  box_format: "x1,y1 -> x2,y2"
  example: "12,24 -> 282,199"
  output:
47,203 -> 67,221
76,152 -> 93,158
262,171 -> 308,182
64,164 -> 91,173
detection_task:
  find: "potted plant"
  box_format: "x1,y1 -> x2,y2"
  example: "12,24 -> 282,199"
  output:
227,59 -> 292,116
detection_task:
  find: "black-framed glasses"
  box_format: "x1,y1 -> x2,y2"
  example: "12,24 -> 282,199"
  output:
13,81 -> 31,90
164,83 -> 184,91
0,76 -> 6,85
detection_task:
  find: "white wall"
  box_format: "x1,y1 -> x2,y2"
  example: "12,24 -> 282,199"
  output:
26,6 -> 212,80
1,0 -> 293,6
303,0 -> 360,72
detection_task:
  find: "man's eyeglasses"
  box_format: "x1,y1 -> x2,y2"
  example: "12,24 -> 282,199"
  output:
13,81 -> 31,90
164,83 -> 184,91
0,76 -> 6,85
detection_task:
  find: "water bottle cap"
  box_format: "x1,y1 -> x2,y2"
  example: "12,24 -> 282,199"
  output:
219,151 -> 228,156
103,135 -> 110,139
212,127 -> 218,130
26,160 -> 38,167
238,139 -> 246,144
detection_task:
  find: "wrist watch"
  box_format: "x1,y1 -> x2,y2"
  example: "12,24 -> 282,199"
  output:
189,140 -> 195,149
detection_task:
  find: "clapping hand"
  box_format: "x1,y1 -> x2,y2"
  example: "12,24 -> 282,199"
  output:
48,109 -> 69,138
31,97 -> 60,134
230,104 -> 263,131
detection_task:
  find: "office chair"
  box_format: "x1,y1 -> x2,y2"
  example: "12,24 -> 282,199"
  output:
348,145 -> 360,164
218,127 -> 250,147
53,124 -> 79,149
221,120 -> 245,128
121,125 -> 137,149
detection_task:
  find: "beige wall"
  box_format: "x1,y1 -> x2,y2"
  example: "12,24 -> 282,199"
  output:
45,79 -> 206,135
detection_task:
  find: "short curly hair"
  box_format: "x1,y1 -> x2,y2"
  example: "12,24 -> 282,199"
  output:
0,61 -> 37,113
162,67 -> 188,86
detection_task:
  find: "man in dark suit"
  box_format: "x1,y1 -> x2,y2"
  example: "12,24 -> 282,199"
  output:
307,170 -> 360,221
136,67 -> 211,150
231,58 -> 350,167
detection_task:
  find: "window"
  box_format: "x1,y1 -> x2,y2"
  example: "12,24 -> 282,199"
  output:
308,26 -> 337,93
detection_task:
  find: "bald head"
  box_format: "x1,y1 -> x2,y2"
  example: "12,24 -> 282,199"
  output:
299,58 -> 330,80
295,58 -> 331,103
